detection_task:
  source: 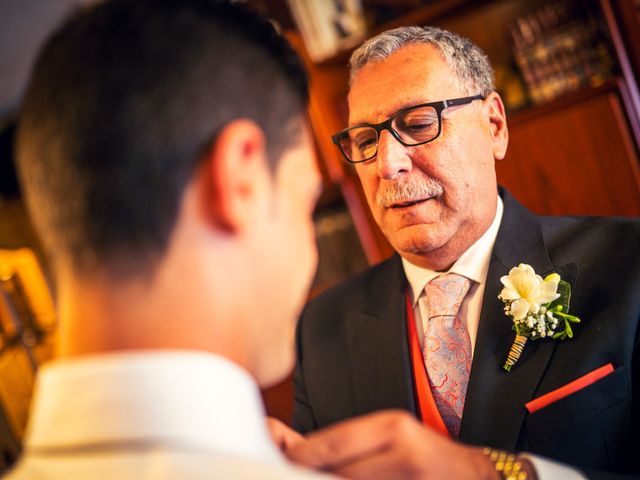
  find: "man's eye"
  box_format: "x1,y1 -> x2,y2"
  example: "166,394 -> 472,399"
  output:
399,116 -> 436,132
354,132 -> 376,151
357,138 -> 376,150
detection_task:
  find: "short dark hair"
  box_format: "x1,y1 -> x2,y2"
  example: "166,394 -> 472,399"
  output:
16,0 -> 309,278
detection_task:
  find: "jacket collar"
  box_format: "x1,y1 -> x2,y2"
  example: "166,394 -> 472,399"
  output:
345,255 -> 419,416
460,188 -> 577,449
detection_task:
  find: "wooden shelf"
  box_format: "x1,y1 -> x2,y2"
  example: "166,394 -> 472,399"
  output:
510,78 -> 628,125
318,0 -> 496,67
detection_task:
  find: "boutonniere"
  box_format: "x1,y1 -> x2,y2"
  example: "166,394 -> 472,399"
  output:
498,264 -> 581,371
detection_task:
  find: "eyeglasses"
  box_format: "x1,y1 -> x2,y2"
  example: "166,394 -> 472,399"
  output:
331,95 -> 485,164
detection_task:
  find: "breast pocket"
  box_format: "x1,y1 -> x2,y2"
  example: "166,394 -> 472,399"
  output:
524,364 -> 630,447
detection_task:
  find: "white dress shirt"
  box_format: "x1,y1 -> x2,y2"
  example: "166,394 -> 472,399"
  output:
5,350 -> 333,479
402,197 -> 504,357
401,196 -> 585,480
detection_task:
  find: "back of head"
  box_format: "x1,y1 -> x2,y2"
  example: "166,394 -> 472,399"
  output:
349,25 -> 494,96
16,0 -> 308,279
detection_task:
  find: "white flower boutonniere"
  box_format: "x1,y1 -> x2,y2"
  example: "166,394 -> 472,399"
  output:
498,264 -> 581,371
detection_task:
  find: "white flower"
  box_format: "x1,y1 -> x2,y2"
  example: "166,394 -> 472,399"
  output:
499,264 -> 561,321
500,264 -> 580,372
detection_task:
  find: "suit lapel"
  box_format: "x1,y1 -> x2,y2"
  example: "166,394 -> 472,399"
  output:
460,190 -> 577,450
346,256 -> 418,416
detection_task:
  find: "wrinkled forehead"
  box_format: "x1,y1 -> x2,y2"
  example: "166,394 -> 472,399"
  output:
347,43 -> 460,125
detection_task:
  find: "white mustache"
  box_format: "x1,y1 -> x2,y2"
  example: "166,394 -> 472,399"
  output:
376,176 -> 444,208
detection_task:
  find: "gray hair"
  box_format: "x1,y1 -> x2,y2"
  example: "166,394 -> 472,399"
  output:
349,26 -> 494,96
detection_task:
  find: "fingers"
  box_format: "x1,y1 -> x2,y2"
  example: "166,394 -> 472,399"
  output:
285,410 -> 426,472
331,445 -> 428,480
334,438 -> 497,480
266,416 -> 305,452
284,410 -> 493,480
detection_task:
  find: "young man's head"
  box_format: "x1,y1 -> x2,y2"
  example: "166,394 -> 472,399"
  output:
16,0 -> 321,386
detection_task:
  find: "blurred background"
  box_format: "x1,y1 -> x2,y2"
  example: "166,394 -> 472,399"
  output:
1,0 -> 639,473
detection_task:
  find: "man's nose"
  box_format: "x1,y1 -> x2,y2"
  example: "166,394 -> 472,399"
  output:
376,130 -> 412,180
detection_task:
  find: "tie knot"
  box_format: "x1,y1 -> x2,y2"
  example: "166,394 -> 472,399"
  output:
424,273 -> 471,319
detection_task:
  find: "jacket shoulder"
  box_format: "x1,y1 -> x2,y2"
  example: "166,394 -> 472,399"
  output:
304,255 -> 401,315
538,215 -> 640,267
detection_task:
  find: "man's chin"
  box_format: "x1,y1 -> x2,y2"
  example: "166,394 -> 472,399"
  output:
386,228 -> 460,268
386,223 -> 448,252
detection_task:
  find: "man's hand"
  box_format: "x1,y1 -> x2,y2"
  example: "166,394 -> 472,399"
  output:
266,416 -> 305,453
284,410 -> 499,480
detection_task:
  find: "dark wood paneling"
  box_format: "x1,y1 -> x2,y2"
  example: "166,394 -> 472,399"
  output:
498,84 -> 640,216
262,373 -> 294,424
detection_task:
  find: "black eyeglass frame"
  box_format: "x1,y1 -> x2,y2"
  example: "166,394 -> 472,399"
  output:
331,94 -> 486,164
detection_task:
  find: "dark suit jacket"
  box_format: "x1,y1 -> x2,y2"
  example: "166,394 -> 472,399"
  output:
293,189 -> 640,479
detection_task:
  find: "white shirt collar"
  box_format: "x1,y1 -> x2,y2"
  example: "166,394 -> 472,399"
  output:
25,350 -> 284,464
402,196 -> 504,305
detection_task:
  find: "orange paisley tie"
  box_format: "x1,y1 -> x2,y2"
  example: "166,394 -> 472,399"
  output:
423,273 -> 472,438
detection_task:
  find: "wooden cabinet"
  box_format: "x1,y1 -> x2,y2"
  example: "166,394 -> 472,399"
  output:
499,80 -> 640,216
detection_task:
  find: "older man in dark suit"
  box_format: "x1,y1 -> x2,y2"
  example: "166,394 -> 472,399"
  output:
285,26 -> 640,480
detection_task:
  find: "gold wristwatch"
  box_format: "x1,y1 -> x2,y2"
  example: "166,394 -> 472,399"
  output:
482,447 -> 528,480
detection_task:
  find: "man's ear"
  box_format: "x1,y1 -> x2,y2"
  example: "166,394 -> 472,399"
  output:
199,119 -> 270,232
485,92 -> 509,161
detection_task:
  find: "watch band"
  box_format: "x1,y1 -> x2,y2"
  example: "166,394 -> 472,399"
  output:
483,447 -> 528,480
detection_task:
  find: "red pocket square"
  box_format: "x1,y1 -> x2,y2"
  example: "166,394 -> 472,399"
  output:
525,363 -> 615,414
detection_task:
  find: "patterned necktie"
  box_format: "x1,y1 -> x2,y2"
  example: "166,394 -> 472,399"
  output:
423,273 -> 472,438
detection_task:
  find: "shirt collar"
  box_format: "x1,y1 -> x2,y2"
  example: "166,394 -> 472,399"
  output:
402,196 -> 504,305
25,350 -> 284,464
